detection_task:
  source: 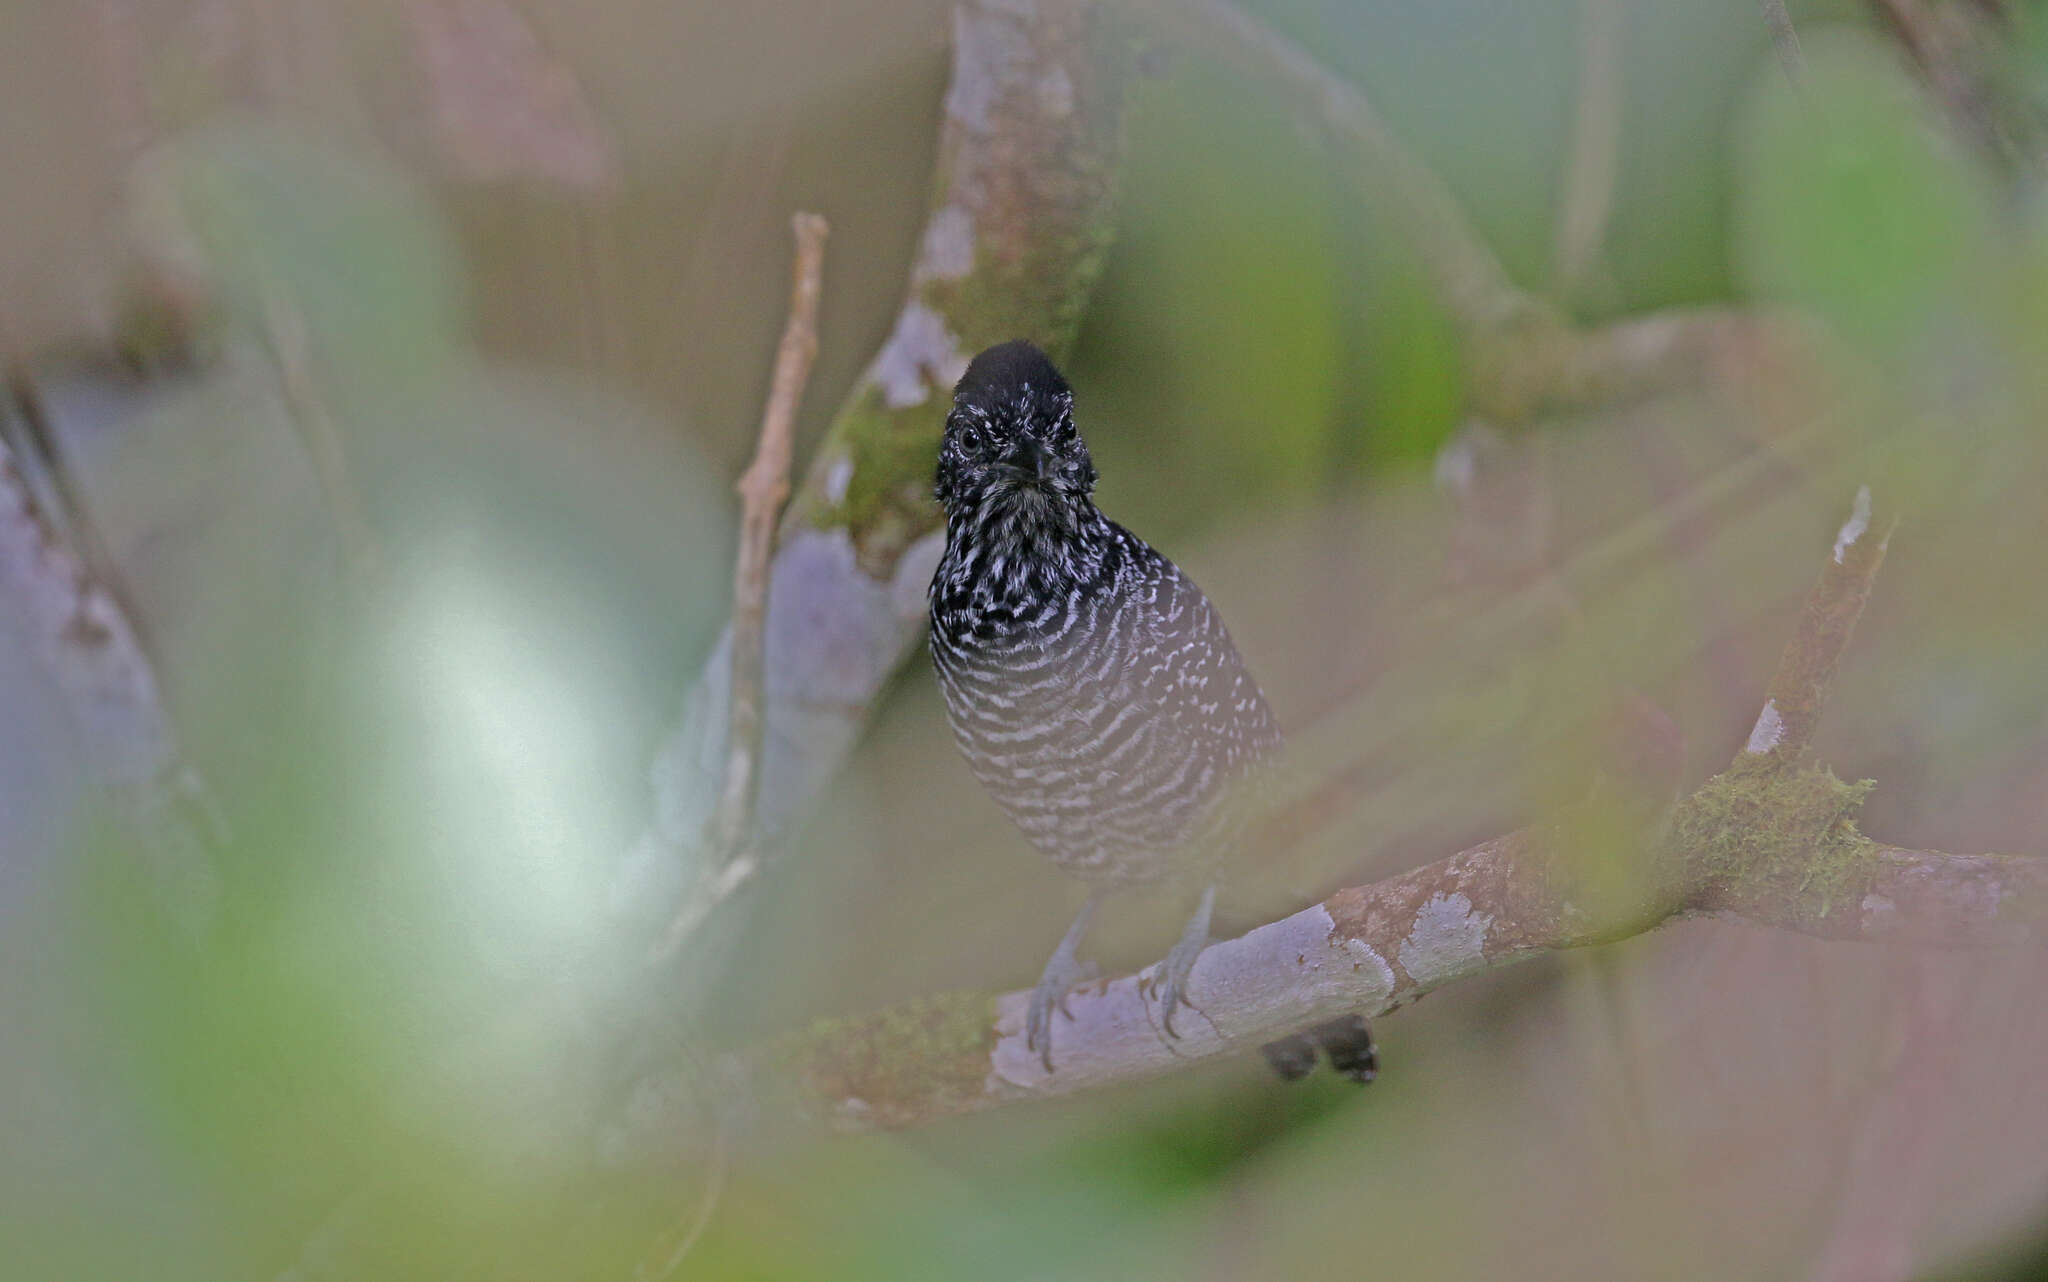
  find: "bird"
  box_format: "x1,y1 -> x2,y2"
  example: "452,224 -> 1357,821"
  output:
927,339 -> 1375,1080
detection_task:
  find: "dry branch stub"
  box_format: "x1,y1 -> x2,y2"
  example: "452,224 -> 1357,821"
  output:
1745,485 -> 1892,765
705,212 -> 830,863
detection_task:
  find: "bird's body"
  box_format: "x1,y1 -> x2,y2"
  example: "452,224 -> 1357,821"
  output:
929,340 -> 1279,903
930,505 -> 1280,888
929,340 -> 1363,1073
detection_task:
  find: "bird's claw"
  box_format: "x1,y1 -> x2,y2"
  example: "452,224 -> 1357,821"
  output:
1026,954 -> 1098,1071
1054,959 -> 1100,1020
1157,933 -> 1206,1038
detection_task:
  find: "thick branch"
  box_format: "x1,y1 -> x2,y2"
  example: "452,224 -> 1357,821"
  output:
1742,486 -> 1892,762
1717,845 -> 2048,946
0,399 -> 218,933
735,826 -> 2042,1133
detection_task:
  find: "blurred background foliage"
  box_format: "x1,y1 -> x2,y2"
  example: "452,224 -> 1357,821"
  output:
3,1 -> 2048,1280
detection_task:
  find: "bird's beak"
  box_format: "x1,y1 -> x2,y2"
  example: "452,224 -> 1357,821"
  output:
1007,435 -> 1054,485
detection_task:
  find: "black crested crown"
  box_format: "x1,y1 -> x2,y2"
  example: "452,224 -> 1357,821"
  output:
953,339 -> 1070,409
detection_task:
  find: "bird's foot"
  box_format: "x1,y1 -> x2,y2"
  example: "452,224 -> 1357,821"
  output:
1157,934 -> 1207,1038
1026,953 -> 1100,1071
1259,1015 -> 1378,1084
1157,883 -> 1217,1038
1316,1014 -> 1379,1083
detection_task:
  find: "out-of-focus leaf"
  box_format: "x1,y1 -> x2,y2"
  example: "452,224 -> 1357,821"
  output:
128,119 -> 468,380
1732,29 -> 1995,361
1078,58 -> 1342,535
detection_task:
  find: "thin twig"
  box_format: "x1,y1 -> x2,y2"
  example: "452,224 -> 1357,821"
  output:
706,211 -> 829,860
633,1125 -> 730,1282
1554,0 -> 1623,299
1758,0 -> 1808,92
260,283 -> 384,585
1742,485 -> 1893,763
650,849 -> 759,964
1866,0 -> 2013,168
647,215 -> 828,965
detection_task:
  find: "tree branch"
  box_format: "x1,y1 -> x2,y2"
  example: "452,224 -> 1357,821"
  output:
1866,0 -> 2018,171
0,390 -> 219,934
1758,0 -> 1809,91
746,832 -> 2040,1132
1742,485 -> 1891,762
1554,0 -> 1623,298
1712,844 -> 2048,946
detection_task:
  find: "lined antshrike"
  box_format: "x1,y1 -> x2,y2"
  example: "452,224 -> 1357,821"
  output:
929,340 -> 1373,1079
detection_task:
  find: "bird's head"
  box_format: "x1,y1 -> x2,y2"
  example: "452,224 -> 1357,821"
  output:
935,341 -> 1098,539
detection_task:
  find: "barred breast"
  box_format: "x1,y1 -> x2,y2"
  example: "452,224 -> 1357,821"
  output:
930,526 -> 1281,886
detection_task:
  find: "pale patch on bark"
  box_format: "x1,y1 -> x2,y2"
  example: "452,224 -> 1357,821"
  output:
621,529 -> 932,912
0,434 -> 218,932
1834,484 -> 1872,564
983,903 -> 1397,1098
1746,699 -> 1785,755
1396,891 -> 1493,988
916,206 -> 977,282
871,303 -> 969,410
823,456 -> 854,505
946,2 -> 1041,134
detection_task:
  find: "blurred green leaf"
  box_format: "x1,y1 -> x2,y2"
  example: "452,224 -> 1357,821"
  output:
1733,29 -> 1995,360
1079,58 -> 1343,533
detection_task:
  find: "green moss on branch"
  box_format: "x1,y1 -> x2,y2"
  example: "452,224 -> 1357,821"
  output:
786,991 -> 999,1130
1675,757 -> 1878,924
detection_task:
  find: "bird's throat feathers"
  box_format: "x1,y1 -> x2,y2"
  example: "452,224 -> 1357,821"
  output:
937,483 -> 1112,618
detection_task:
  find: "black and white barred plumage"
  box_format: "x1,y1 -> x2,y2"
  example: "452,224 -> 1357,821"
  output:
928,341 -> 1374,1079
929,342 -> 1279,887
